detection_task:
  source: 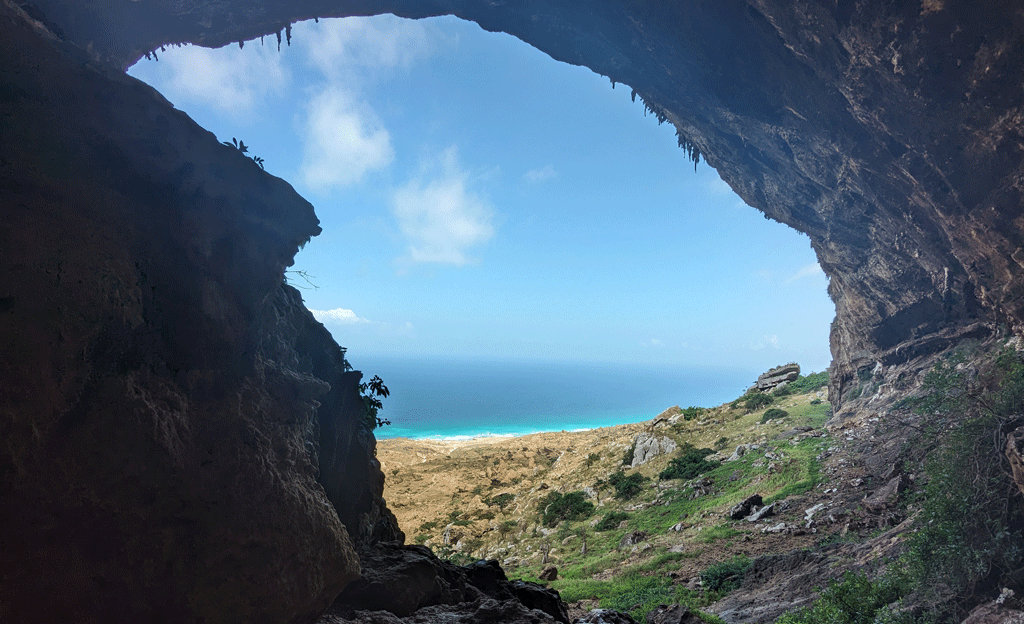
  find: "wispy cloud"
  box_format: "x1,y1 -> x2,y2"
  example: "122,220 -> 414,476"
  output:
750,334 -> 781,350
392,147 -> 496,266
523,165 -> 557,183
131,42 -> 289,117
785,263 -> 826,284
641,338 -> 666,348
298,16 -> 433,83
298,88 -> 394,191
292,16 -> 439,193
309,307 -> 371,325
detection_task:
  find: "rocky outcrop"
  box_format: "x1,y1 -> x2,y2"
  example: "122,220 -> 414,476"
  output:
630,432 -> 678,467
329,545 -> 569,623
756,364 -> 801,392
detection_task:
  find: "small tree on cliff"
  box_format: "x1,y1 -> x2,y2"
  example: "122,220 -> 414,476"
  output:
360,375 -> 391,429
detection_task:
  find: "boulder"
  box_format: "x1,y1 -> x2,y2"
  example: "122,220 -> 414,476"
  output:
747,502 -> 776,522
756,364 -> 801,391
539,566 -> 558,581
575,609 -> 640,624
631,432 -> 679,467
729,494 -> 764,520
619,531 -> 648,549
646,604 -> 703,624
333,546 -> 569,623
862,475 -> 908,513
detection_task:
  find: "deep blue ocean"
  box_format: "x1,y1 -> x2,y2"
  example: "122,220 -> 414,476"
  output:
351,355 -> 753,440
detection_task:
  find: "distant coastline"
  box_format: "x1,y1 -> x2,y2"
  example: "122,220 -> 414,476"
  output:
362,355 -> 752,441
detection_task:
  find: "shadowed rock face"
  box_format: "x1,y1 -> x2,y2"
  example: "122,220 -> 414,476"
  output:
3,0 -> 1024,622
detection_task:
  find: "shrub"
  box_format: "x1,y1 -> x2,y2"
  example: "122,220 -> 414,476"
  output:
608,471 -> 647,500
622,443 -> 636,466
787,371 -> 829,393
585,452 -> 601,466
658,443 -> 717,480
714,436 -> 730,451
538,490 -> 595,527
681,406 -> 707,420
760,407 -> 789,424
775,571 -> 910,624
484,493 -> 515,510
595,511 -> 631,531
741,392 -> 773,412
701,555 -> 751,593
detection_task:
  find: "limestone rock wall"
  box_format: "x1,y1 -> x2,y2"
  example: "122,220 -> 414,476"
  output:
0,4 -> 396,621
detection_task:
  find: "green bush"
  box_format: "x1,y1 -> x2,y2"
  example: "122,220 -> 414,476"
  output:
786,371 -> 829,394
595,511 -> 631,531
658,443 -> 717,480
484,493 -> 515,510
741,392 -> 773,412
609,471 -> 647,500
622,443 -> 636,466
585,452 -> 601,466
681,406 -> 707,420
760,407 -> 789,424
538,490 -> 595,527
775,571 -> 910,624
714,436 -> 730,451
700,555 -> 751,593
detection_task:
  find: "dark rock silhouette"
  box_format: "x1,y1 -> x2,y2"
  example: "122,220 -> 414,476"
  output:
4,0 -> 1024,622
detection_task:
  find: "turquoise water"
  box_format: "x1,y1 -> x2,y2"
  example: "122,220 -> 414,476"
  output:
351,356 -> 753,440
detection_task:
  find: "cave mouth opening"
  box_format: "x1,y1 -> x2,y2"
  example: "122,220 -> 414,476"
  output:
127,13 -> 834,436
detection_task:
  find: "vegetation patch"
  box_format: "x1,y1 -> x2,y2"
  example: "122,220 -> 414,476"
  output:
595,511 -> 631,531
608,471 -> 647,500
538,490 -> 595,527
659,443 -> 718,480
760,407 -> 789,424
700,555 -> 752,593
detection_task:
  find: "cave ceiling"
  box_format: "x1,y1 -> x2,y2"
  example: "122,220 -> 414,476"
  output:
18,0 -> 1024,404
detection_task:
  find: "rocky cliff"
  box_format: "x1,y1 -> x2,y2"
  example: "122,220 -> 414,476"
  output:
3,0 -> 1024,622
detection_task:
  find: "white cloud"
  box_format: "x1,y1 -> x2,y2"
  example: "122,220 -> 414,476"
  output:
785,263 -> 826,284
298,16 -> 432,82
750,334 -> 781,350
309,307 -> 371,325
298,87 -> 394,191
524,165 -> 557,183
392,148 -> 496,266
641,338 -> 665,348
139,43 -> 289,116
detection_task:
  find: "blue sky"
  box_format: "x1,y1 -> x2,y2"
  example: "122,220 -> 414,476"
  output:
129,15 -> 835,374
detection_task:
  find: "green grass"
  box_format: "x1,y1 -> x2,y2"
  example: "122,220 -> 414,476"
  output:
698,523 -> 743,543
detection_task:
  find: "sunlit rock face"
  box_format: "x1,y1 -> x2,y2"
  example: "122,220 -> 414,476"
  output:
3,0 -> 1024,622
27,0 -> 1024,408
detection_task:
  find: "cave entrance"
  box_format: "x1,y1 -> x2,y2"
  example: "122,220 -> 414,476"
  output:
127,14 -> 834,436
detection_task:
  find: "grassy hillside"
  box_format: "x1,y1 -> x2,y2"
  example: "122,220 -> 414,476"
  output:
380,371 -> 834,621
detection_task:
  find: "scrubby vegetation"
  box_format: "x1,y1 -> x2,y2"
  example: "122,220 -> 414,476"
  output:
608,471 -> 647,500
595,511 -> 631,531
700,555 -> 752,593
760,407 -> 788,424
538,491 -> 595,527
779,346 -> 1024,623
658,443 -> 717,480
